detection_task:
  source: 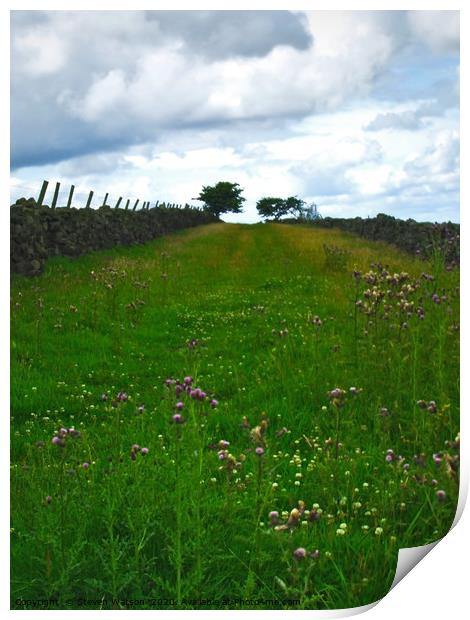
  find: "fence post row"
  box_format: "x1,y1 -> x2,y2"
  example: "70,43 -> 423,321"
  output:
33,181 -> 192,211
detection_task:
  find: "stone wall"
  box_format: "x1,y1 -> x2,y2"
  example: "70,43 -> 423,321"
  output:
11,198 -> 218,276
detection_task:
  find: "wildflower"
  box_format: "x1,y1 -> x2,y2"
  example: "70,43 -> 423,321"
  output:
268,511 -> 279,525
328,388 -> 345,401
255,446 -> 265,456
218,440 -> 230,449
433,453 -> 443,465
427,401 -> 437,414
137,404 -> 145,413
217,450 -> 227,461
210,399 -> 219,408
379,407 -> 390,417
51,436 -> 65,447
436,490 -> 446,501
82,462 -> 90,469
431,479 -> 438,486
117,391 -> 128,402
416,400 -> 427,409
100,393 -> 108,401
293,547 -> 307,559
375,527 -> 383,536
175,384 -> 183,397
288,508 -> 300,527
385,449 -> 395,463
45,495 -> 52,504
175,402 -> 184,411
172,414 -> 185,424
141,447 -> 149,456
183,376 -> 193,385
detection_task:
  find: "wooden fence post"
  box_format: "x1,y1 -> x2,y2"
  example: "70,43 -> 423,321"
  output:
102,192 -> 109,206
37,180 -> 49,206
125,199 -> 130,210
115,197 -> 122,209
51,182 -> 60,209
66,185 -> 75,208
155,201 -> 159,208
132,199 -> 139,211
85,191 -> 94,209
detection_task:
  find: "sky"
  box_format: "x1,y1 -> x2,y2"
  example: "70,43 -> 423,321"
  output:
10,10 -> 460,222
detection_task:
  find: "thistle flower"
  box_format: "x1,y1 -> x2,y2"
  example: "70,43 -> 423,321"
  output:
427,401 -> 437,414
175,384 -> 183,397
117,391 -> 128,402
210,399 -> 219,408
51,436 -> 65,447
268,511 -> 279,525
183,376 -> 193,385
436,489 -> 446,501
172,413 -> 184,424
175,402 -> 184,411
255,446 -> 265,456
141,447 -> 149,456
100,393 -> 108,401
82,462 -> 90,469
385,449 -> 395,463
293,547 -> 307,559
218,440 -> 230,449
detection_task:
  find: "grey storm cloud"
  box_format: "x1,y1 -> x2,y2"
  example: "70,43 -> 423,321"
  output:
144,10 -> 313,59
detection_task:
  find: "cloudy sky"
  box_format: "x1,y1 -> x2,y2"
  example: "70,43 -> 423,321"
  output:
10,10 -> 459,222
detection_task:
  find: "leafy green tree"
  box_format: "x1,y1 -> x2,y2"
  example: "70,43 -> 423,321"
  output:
256,197 -> 289,220
196,182 -> 245,218
285,196 -> 306,218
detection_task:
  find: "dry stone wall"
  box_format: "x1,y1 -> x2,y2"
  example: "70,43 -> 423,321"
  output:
11,198 -> 218,276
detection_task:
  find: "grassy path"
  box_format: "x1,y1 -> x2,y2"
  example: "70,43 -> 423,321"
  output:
11,223 -> 459,609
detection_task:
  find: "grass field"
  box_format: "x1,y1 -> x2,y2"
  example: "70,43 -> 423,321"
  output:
10,222 -> 460,610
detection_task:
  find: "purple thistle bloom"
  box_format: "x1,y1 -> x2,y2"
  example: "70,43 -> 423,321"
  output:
436,489 -> 446,501
217,450 -> 227,461
210,399 -> 219,408
175,385 -> 183,396
51,436 -> 64,447
431,479 -> 438,486
403,463 -> 410,471
184,376 -> 193,386
255,447 -> 265,456
199,391 -> 207,400
219,440 -> 230,449
117,391 -> 128,402
293,547 -> 307,559
82,462 -> 90,469
175,401 -> 184,411
141,447 -> 149,456
433,453 -> 443,465
268,510 -> 279,524
172,413 -> 185,424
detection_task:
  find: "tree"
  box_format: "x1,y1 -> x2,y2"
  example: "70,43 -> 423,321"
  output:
284,196 -> 306,218
256,197 -> 289,220
196,182 -> 245,218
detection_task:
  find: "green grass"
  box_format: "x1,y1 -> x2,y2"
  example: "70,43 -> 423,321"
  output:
10,222 -> 460,610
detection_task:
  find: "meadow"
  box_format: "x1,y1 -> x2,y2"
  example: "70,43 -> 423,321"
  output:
10,222 -> 460,610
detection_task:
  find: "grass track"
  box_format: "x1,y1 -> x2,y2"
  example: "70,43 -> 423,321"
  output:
11,223 -> 459,609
